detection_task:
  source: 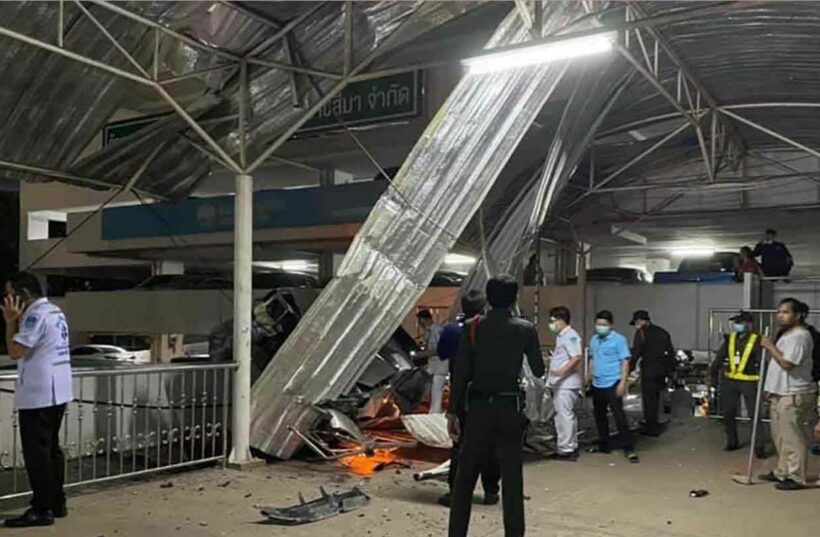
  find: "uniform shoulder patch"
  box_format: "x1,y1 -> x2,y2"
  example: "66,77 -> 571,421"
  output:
570,336 -> 579,343
24,315 -> 38,328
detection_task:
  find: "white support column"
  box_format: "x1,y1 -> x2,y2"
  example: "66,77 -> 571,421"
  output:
230,173 -> 254,466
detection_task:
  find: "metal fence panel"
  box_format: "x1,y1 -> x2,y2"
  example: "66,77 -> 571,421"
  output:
0,363 -> 235,502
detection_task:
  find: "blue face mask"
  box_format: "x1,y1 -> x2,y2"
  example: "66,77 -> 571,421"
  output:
595,325 -> 611,337
733,323 -> 746,334
548,322 -> 560,334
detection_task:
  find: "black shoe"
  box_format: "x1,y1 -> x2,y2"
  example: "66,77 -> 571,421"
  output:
811,445 -> 820,456
724,443 -> 741,452
758,472 -> 781,483
53,502 -> 67,519
550,452 -> 578,462
437,493 -> 451,507
4,509 -> 55,528
775,478 -> 807,491
587,446 -> 611,454
625,450 -> 640,464
483,493 -> 500,506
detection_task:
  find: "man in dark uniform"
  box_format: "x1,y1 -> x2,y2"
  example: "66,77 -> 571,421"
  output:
448,274 -> 544,537
629,310 -> 675,437
752,228 -> 793,278
709,311 -> 766,454
436,290 -> 500,508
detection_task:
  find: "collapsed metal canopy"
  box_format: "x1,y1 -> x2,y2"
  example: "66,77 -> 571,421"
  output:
249,0 -> 623,459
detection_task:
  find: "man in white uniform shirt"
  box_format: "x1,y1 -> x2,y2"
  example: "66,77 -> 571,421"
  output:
2,272 -> 73,527
416,309 -> 446,413
547,306 -> 583,461
758,298 -> 817,491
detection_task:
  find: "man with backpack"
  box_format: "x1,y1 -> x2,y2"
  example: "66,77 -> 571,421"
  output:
436,290 -> 500,508
448,275 -> 544,537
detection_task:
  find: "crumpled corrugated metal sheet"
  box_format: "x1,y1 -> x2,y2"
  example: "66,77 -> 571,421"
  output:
249,1 -> 609,459
70,1 -> 480,198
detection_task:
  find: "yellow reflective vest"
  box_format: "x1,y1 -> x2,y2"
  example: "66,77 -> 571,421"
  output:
725,332 -> 760,382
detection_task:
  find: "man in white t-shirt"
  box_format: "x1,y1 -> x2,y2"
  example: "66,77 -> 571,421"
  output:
758,298 -> 817,491
547,306 -> 583,461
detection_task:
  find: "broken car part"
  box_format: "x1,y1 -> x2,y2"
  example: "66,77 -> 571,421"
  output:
260,487 -> 370,525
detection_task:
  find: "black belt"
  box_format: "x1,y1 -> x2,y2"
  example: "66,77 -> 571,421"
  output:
468,391 -> 523,412
469,391 -> 520,401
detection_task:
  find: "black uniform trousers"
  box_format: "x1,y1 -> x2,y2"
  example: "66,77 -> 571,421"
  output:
19,404 -> 67,514
720,377 -> 763,448
449,398 -> 527,537
447,413 -> 501,496
641,375 -> 666,433
592,383 -> 634,451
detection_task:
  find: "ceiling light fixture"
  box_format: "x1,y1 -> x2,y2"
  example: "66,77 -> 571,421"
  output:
462,31 -> 617,75
444,253 -> 477,266
669,246 -> 715,258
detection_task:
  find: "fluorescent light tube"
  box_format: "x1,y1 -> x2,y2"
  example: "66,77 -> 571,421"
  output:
462,31 -> 616,74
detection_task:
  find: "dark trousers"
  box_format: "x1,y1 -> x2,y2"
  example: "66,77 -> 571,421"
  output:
449,399 -> 527,537
641,375 -> 665,432
19,404 -> 67,514
592,383 -> 633,451
448,414 -> 501,496
721,377 -> 762,448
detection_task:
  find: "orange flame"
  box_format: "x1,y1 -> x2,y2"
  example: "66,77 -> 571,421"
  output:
339,448 -> 403,477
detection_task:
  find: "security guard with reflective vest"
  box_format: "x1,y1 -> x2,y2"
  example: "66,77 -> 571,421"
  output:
447,275 -> 544,537
710,311 -> 764,452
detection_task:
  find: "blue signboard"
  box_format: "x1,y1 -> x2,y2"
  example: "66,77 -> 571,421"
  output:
101,181 -> 387,240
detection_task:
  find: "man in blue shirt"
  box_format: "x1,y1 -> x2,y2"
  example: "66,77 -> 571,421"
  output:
587,310 -> 638,463
436,290 -> 499,508
2,272 -> 73,527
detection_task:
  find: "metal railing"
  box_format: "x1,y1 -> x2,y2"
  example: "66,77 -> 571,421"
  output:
0,362 -> 236,502
707,308 -> 820,417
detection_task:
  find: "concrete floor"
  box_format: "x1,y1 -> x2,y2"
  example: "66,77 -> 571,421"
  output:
1,418 -> 818,537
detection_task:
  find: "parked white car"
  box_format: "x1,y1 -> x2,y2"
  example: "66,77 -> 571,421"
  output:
71,345 -> 151,363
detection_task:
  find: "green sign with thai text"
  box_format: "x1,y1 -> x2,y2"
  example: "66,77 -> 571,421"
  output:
299,70 -> 423,133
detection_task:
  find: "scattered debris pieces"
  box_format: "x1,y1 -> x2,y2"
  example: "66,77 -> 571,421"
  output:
401,414 -> 452,449
260,487 -> 370,525
413,460 -> 450,482
160,482 -> 174,489
244,493 -> 253,498
218,481 -> 232,488
689,489 -> 709,498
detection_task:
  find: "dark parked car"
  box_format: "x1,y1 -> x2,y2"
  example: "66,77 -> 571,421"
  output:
430,271 -> 466,287
677,252 -> 739,273
135,271 -> 318,291
568,267 -> 651,284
